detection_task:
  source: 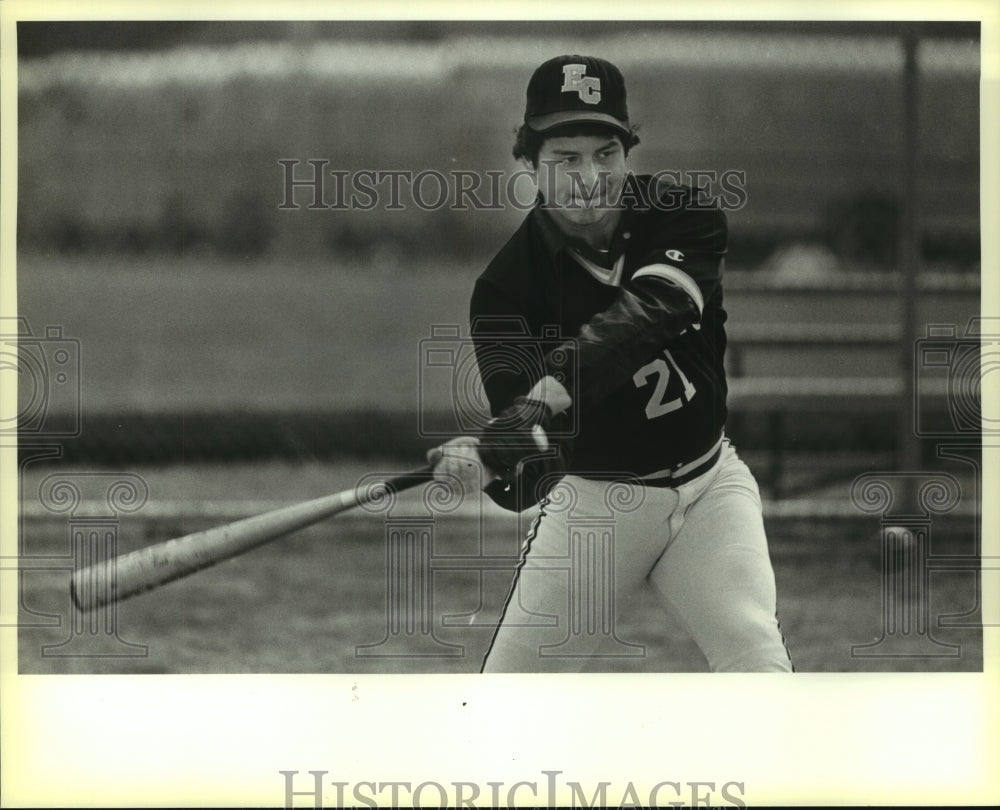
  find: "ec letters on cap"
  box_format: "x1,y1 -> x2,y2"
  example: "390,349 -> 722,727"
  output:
561,63 -> 601,104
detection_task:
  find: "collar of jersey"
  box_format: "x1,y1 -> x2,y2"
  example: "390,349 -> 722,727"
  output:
533,199 -> 632,267
566,247 -> 626,287
531,172 -> 655,269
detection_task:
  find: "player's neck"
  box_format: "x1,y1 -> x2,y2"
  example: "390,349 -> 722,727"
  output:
549,207 -> 623,251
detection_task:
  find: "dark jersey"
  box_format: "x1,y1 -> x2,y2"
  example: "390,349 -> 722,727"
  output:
471,174 -> 728,500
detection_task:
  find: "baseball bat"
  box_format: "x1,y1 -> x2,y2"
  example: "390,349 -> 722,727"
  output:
70,465 -> 434,612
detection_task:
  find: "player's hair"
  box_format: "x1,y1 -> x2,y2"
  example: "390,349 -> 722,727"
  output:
512,121 -> 641,167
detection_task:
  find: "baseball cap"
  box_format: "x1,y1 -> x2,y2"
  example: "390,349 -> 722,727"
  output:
524,55 -> 630,135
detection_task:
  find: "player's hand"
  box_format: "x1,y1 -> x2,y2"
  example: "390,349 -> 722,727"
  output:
477,397 -> 553,482
426,436 -> 494,493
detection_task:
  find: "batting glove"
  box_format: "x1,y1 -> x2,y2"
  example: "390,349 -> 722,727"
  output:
477,397 -> 554,482
426,436 -> 488,492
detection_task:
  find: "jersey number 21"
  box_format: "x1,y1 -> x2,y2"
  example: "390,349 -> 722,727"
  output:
632,349 -> 696,419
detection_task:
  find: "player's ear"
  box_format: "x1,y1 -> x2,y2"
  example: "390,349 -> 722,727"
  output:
517,155 -> 536,173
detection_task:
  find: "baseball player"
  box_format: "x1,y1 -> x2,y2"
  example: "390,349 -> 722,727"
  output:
428,55 -> 793,673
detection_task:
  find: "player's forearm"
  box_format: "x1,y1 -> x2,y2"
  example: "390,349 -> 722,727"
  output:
469,280 -> 538,415
543,279 -> 699,410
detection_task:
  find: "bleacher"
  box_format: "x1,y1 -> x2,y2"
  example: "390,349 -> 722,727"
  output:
722,271 -> 979,498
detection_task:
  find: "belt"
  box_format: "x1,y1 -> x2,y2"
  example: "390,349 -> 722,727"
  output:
640,435 -> 725,488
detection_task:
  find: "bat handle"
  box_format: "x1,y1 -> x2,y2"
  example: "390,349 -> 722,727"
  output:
379,464 -> 435,496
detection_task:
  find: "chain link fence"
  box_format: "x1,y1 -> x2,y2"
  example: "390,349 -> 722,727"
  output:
14,24 -> 982,470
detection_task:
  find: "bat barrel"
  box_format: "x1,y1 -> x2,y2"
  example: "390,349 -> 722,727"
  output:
70,466 -> 433,611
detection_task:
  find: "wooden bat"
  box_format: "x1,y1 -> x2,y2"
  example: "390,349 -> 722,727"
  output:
70,465 -> 434,612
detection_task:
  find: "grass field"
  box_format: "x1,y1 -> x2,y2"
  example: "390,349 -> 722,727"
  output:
16,251 -> 482,414
17,461 -> 982,675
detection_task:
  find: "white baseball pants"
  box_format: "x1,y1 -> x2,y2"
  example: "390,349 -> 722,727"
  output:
482,440 -> 793,672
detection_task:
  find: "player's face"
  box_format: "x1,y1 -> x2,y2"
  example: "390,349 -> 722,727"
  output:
534,134 -> 627,230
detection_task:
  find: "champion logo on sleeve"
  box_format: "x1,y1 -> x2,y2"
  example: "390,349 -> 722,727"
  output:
665,249 -> 685,262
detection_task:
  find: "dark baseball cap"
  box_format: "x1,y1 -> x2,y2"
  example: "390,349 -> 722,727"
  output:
524,54 -> 630,135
